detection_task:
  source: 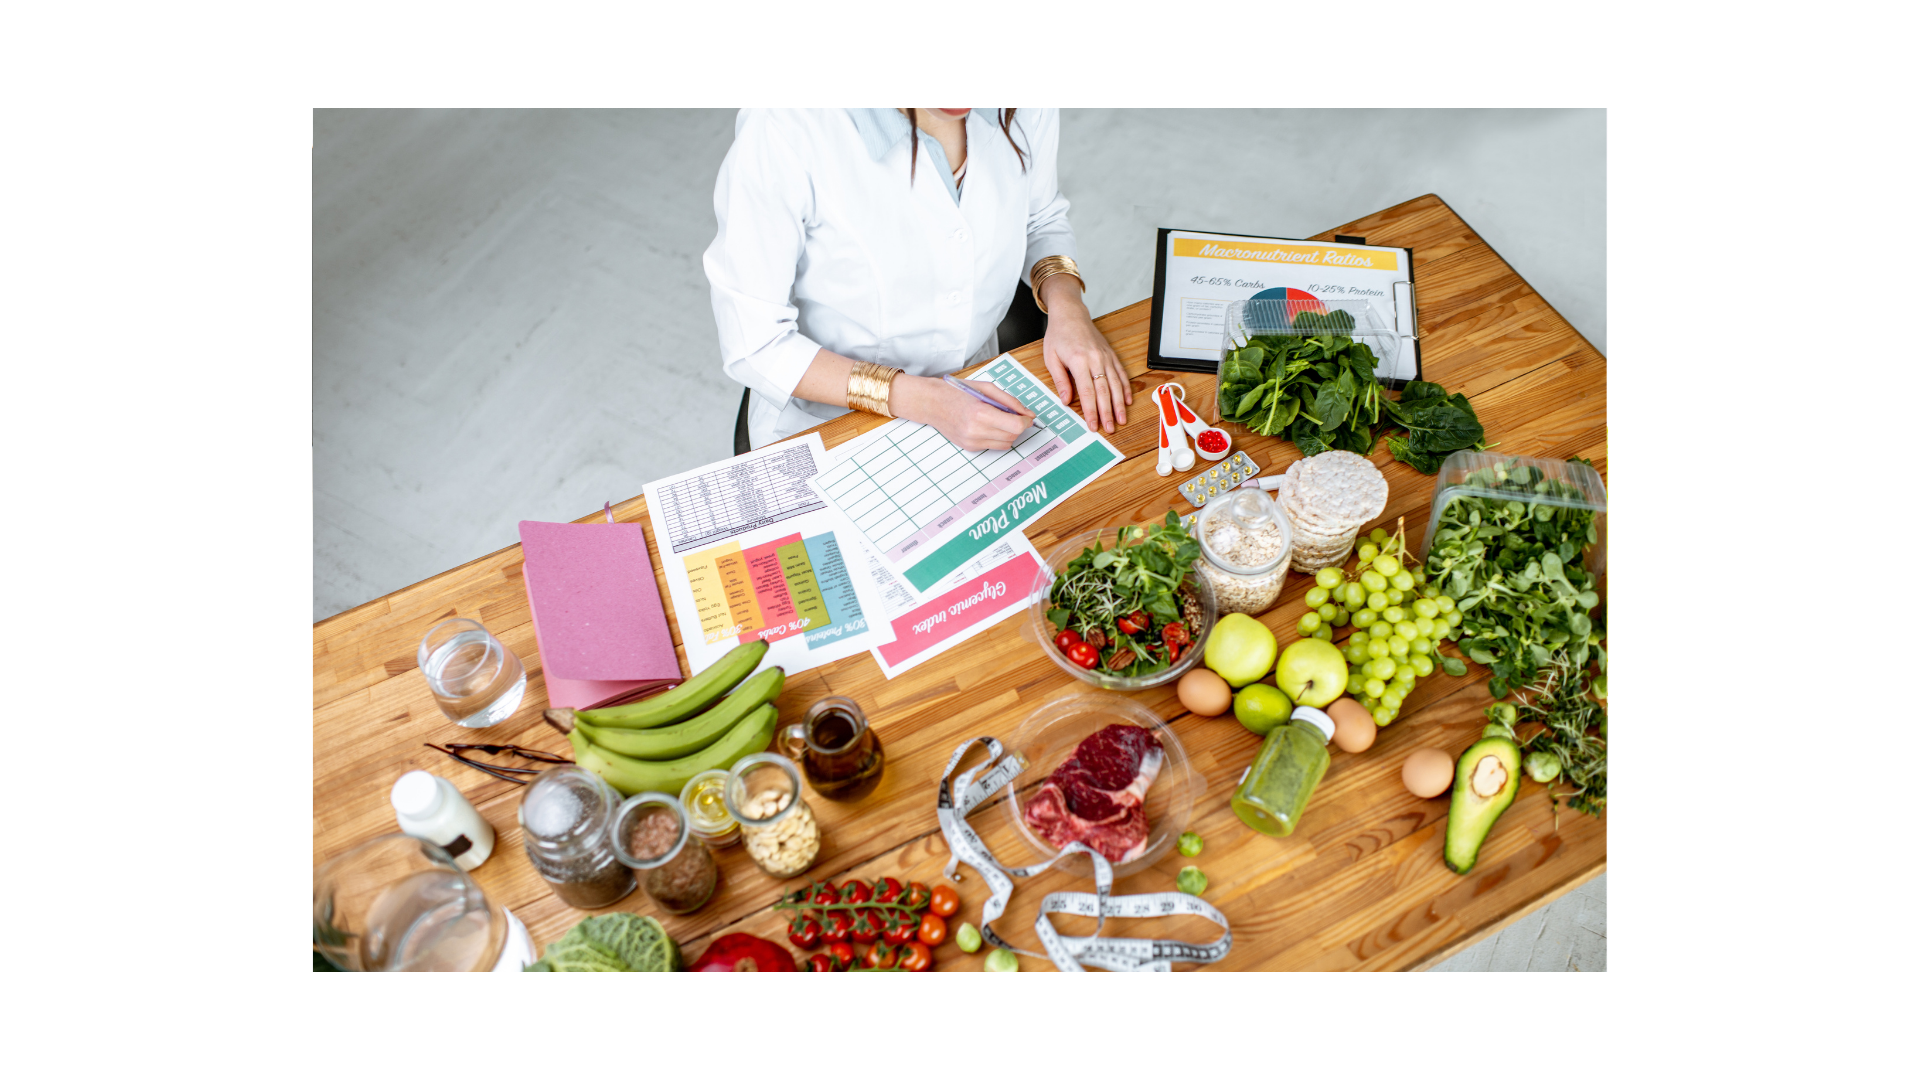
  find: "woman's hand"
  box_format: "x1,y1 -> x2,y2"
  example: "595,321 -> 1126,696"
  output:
1038,284 -> 1130,434
890,374 -> 1033,451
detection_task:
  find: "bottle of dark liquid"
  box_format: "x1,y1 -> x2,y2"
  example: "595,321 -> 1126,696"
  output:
781,696 -> 885,802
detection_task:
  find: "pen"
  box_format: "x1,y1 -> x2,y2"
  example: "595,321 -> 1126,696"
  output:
943,374 -> 1029,417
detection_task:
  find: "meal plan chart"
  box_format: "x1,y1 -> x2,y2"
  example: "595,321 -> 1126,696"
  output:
809,354 -> 1121,592
642,433 -> 895,677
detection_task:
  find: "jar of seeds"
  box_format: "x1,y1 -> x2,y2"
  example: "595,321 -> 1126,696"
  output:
724,753 -> 822,879
612,792 -> 720,915
518,765 -> 635,909
1194,488 -> 1294,616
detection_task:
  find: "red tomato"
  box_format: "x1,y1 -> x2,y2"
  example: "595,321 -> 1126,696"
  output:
904,881 -> 933,910
1066,641 -> 1099,669
808,881 -> 840,905
820,910 -> 852,943
917,912 -> 948,948
850,910 -> 881,944
874,876 -> 904,904
787,916 -> 820,950
1054,629 -> 1082,652
928,884 -> 959,918
898,941 -> 933,972
840,879 -> 873,904
806,954 -> 836,972
863,941 -> 897,970
828,941 -> 856,969
883,917 -> 917,946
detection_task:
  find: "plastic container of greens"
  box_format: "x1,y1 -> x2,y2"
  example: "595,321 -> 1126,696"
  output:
1212,295 -> 1405,428
1417,452 -> 1608,576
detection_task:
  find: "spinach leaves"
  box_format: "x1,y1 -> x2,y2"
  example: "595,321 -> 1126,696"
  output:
1422,458 -> 1606,698
1216,309 -> 1485,473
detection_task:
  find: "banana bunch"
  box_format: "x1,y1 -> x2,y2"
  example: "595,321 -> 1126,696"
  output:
544,640 -> 782,796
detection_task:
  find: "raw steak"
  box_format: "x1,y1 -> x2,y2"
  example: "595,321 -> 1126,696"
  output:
1021,724 -> 1164,864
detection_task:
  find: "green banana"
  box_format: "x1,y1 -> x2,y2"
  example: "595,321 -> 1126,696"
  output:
556,666 -> 785,760
567,702 -> 778,796
550,640 -> 767,731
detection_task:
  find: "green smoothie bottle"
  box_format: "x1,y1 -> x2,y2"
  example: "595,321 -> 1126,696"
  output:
1231,706 -> 1336,837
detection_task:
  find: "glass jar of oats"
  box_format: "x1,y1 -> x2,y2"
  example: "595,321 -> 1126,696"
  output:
1194,489 -> 1294,616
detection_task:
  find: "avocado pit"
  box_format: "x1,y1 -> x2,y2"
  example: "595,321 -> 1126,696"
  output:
1470,754 -> 1508,799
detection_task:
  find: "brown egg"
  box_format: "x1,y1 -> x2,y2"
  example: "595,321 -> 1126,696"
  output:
1177,667 -> 1233,717
1327,697 -> 1376,753
1402,748 -> 1455,798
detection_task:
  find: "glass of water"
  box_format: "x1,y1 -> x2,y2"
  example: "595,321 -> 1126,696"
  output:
314,834 -> 509,971
418,617 -> 526,728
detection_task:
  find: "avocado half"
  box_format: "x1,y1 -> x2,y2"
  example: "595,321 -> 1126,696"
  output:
1443,736 -> 1523,874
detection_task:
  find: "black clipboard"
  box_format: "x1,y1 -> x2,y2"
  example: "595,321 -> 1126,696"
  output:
1145,227 -> 1422,387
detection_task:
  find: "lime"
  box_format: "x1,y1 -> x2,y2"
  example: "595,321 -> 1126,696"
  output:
1233,683 -> 1294,736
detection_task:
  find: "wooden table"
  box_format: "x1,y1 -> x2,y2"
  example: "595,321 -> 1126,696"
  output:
314,193 -> 1606,971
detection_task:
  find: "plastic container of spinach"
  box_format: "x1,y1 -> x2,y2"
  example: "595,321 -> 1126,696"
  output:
1417,452 -> 1607,575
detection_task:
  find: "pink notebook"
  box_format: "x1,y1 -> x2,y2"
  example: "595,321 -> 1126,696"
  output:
518,520 -> 684,710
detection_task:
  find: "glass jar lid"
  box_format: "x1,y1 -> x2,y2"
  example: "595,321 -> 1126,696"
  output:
518,765 -> 617,845
1197,489 -> 1293,575
611,792 -> 689,870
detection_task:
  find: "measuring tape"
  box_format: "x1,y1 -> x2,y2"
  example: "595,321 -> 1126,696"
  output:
935,736 -> 1232,972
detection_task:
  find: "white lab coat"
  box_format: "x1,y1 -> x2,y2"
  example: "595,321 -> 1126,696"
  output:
703,108 -> 1076,448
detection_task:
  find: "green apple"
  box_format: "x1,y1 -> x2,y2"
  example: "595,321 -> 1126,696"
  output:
1233,683 -> 1294,736
1203,612 -> 1278,687
1274,638 -> 1347,708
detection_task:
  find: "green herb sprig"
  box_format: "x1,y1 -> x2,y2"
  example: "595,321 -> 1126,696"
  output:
1481,650 -> 1606,819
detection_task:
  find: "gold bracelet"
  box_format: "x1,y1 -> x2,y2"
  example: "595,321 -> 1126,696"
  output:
1029,254 -> 1085,315
845,360 -> 904,418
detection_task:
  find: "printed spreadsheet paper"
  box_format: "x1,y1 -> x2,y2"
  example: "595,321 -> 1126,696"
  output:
641,432 -> 895,678
807,354 -> 1121,593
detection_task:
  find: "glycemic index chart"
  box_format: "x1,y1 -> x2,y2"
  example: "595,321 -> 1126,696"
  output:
810,355 -> 1121,592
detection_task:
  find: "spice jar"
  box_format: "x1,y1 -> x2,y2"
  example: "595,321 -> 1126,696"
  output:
1194,488 -> 1294,615
612,792 -> 720,915
518,765 -> 635,909
680,769 -> 740,848
724,753 -> 822,879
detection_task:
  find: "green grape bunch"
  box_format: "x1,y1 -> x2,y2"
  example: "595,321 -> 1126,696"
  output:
1296,518 -> 1469,727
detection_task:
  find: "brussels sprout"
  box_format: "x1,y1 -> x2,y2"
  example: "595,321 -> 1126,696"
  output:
954,922 -> 982,954
1177,831 -> 1203,857
983,948 -> 1020,972
1177,866 -> 1208,896
1525,751 -> 1561,783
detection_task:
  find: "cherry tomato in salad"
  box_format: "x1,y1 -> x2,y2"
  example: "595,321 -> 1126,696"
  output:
1066,641 -> 1099,669
820,910 -> 852,943
916,912 -> 948,948
806,954 -> 836,972
828,941 -> 856,969
1053,629 -> 1082,652
863,941 -> 897,970
904,881 -> 933,910
898,941 -> 933,972
1106,647 -> 1137,670
928,884 -> 959,919
840,879 -> 873,904
883,918 -> 917,946
787,916 -> 820,950
873,876 -> 905,905
1116,609 -> 1151,635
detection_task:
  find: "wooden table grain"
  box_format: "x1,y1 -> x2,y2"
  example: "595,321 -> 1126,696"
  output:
313,193 -> 1606,971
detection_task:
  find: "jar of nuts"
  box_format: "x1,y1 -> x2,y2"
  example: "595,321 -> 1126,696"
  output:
1194,488 -> 1294,616
723,753 -> 822,879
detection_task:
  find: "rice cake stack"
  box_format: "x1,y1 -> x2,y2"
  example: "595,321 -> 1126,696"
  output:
1273,451 -> 1389,573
